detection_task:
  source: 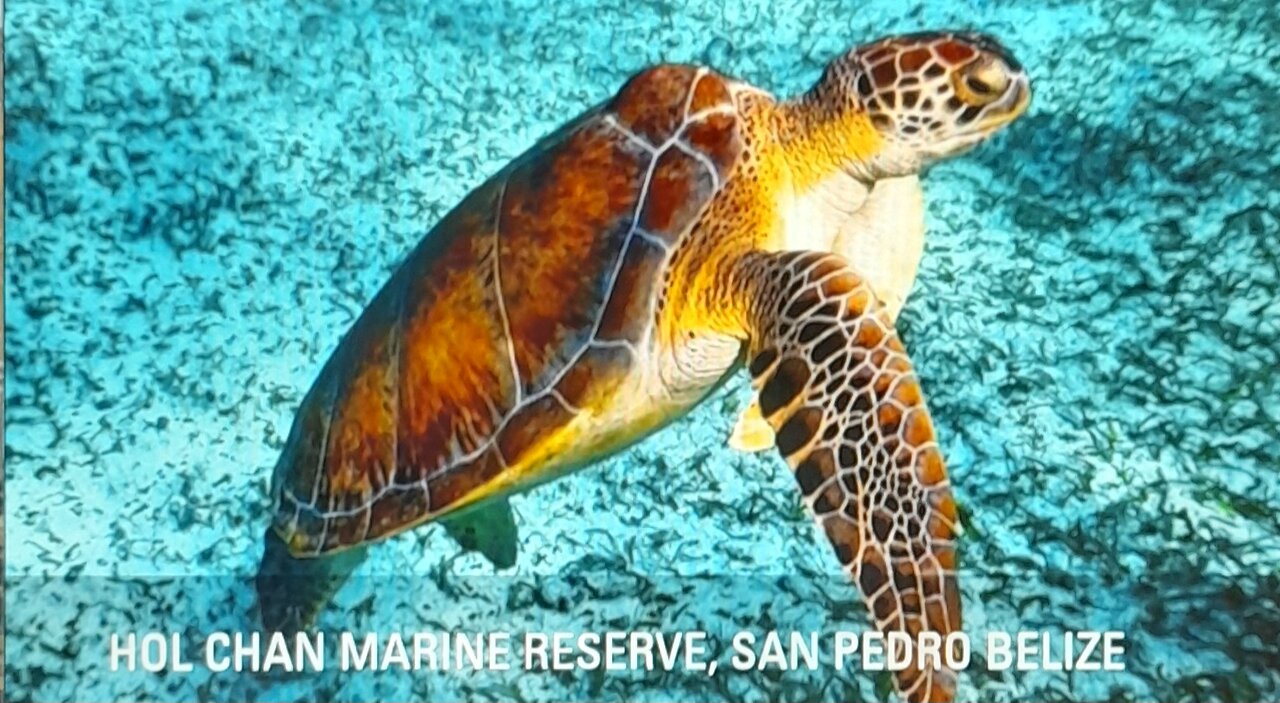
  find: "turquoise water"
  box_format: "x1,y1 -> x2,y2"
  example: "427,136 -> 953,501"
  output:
5,0 -> 1279,701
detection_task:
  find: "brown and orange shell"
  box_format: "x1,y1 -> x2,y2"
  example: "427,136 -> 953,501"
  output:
269,64 -> 744,556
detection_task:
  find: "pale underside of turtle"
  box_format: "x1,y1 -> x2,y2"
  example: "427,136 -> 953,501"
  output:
257,32 -> 1030,703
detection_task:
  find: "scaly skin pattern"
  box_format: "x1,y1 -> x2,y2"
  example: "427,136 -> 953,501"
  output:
260,32 -> 1030,701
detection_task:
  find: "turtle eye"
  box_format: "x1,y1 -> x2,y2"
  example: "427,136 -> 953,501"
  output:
965,75 -> 995,95
954,58 -> 1011,106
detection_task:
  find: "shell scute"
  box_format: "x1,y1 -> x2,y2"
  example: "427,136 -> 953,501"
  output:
683,111 -> 740,178
639,147 -> 716,242
427,447 -> 506,512
498,121 -> 646,396
367,487 -> 427,542
553,343 -> 634,409
611,65 -> 698,144
495,395 -> 577,467
395,184 -> 516,483
688,71 -> 732,113
596,235 -> 669,344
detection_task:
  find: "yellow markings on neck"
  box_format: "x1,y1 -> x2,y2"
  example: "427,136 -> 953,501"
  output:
776,93 -> 885,193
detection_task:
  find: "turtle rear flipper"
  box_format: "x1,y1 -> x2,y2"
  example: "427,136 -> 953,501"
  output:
255,528 -> 368,633
440,498 -> 519,569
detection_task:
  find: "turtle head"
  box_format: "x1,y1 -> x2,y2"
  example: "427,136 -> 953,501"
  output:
808,31 -> 1031,180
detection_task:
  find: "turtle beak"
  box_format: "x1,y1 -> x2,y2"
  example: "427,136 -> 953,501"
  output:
978,73 -> 1030,132
1005,73 -> 1031,117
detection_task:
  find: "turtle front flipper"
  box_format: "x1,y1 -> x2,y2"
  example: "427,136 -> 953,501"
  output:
255,528 -> 368,633
732,249 -> 962,703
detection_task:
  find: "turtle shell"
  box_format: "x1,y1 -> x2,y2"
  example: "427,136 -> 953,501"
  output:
269,64 -> 745,555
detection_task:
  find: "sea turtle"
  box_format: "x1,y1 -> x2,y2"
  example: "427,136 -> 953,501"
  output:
257,31 -> 1029,702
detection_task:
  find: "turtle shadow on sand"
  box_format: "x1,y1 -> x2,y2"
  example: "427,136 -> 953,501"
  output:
969,54 -> 1278,239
